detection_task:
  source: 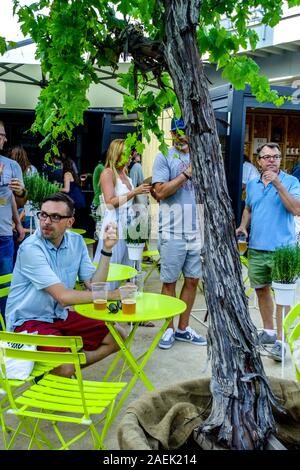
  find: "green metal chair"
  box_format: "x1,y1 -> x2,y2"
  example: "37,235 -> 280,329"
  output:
0,278 -> 66,447
287,321 -> 300,382
283,302 -> 300,340
283,302 -> 300,382
0,331 -> 126,450
0,353 -> 63,449
240,255 -> 253,298
0,277 -> 64,449
141,250 -> 161,283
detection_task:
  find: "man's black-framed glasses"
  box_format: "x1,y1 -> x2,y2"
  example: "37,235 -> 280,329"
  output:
108,300 -> 122,314
37,211 -> 72,223
259,154 -> 281,161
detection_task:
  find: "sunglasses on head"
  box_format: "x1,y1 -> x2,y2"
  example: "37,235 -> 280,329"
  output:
108,300 -> 122,314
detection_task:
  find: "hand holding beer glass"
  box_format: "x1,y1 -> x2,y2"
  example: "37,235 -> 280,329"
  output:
119,285 -> 138,314
91,282 -> 108,310
237,233 -> 247,255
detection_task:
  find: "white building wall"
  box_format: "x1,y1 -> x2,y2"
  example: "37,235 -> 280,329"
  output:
0,63 -> 128,109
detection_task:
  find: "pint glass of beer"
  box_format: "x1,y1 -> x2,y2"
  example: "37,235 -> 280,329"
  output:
237,234 -> 247,255
91,282 -> 108,310
119,285 -> 138,314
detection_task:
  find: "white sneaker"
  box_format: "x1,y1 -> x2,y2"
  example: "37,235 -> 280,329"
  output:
158,328 -> 175,349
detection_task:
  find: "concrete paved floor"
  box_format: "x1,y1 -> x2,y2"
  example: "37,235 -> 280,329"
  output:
1,260 -> 298,450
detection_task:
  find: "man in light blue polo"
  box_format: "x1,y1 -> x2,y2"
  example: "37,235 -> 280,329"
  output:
236,142 -> 300,361
5,192 -> 122,377
152,117 -> 206,350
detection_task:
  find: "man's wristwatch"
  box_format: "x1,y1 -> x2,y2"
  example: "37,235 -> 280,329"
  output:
182,171 -> 191,180
101,249 -> 112,257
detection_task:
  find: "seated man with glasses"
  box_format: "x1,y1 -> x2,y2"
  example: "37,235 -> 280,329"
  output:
236,142 -> 300,362
5,192 -> 124,377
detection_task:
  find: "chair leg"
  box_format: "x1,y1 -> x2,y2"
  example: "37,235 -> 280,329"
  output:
28,418 -> 42,450
90,421 -> 104,450
144,265 -> 156,283
6,418 -> 25,449
33,423 -> 57,449
53,422 -> 71,450
6,415 -> 45,450
0,406 -> 10,449
98,399 -> 115,449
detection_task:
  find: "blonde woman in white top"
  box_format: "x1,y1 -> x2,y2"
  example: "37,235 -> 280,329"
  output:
93,139 -> 151,286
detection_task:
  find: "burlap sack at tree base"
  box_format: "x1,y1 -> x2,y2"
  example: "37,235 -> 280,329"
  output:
117,377 -> 300,450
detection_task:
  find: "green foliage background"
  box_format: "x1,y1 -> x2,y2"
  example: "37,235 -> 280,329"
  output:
1,0 -> 299,157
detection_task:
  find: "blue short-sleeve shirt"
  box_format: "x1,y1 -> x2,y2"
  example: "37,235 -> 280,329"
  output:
5,229 -> 96,331
246,171 -> 300,251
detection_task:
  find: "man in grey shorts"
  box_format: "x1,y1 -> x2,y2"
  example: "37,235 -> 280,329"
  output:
152,117 -> 206,349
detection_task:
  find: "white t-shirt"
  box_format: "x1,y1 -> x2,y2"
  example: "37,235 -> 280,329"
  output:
242,161 -> 260,185
295,216 -> 300,237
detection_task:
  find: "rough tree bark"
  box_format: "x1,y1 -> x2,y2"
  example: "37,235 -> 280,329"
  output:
17,0 -> 281,450
162,0 -> 278,449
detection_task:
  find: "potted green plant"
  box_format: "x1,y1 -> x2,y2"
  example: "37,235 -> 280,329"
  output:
24,174 -> 61,232
271,244 -> 300,306
24,174 -> 61,211
124,211 -> 149,261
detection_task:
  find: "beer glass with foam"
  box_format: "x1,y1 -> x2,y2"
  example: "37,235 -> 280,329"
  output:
91,282 -> 108,310
119,285 -> 138,314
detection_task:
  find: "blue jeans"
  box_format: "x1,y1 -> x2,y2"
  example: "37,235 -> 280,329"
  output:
0,235 -> 14,327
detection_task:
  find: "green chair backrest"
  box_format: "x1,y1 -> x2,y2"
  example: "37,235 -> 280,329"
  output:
283,302 -> 300,341
0,274 -> 12,286
240,255 -> 249,269
0,274 -> 12,299
0,332 -> 87,414
289,321 -> 300,346
0,274 -> 12,330
286,320 -> 300,382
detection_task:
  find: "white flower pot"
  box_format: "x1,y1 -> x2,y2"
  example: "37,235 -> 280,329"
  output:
126,243 -> 145,261
272,281 -> 297,306
25,201 -> 37,217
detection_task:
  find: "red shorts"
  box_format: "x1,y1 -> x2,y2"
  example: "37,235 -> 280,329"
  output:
15,310 -> 109,352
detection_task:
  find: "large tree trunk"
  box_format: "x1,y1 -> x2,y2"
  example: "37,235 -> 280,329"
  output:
163,0 -> 278,450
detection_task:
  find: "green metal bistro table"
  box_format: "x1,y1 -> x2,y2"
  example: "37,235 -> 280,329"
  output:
83,237 -> 96,245
93,262 -> 137,282
67,228 -> 87,235
75,263 -> 137,291
75,292 -> 186,423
